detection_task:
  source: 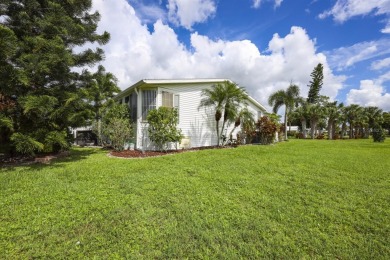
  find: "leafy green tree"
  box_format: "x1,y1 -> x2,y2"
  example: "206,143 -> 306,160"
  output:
199,81 -> 248,146
382,112 -> 390,134
268,84 -> 300,141
1,0 -> 110,155
307,63 -> 324,104
147,107 -> 183,151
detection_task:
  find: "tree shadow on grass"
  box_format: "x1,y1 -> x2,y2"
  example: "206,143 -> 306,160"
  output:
1,147 -> 102,171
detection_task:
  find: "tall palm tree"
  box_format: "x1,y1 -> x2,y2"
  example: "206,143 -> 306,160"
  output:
268,84 -> 300,140
199,81 -> 248,146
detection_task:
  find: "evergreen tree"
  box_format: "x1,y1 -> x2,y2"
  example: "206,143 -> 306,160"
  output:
307,63 -> 324,104
0,0 -> 110,155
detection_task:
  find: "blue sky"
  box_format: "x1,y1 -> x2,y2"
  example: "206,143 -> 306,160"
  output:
92,0 -> 390,111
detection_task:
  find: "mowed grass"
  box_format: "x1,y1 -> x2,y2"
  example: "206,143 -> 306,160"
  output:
1,139 -> 389,259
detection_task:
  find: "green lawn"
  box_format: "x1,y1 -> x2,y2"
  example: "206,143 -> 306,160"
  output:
1,139 -> 389,259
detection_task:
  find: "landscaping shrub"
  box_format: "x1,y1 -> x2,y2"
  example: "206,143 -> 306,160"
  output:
372,125 -> 386,142
147,107 -> 183,151
255,116 -> 278,145
100,103 -> 133,151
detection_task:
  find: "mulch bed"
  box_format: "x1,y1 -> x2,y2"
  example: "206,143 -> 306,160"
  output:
1,151 -> 71,166
110,145 -> 232,158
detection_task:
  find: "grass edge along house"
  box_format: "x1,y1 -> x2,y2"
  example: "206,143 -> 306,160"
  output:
115,79 -> 268,151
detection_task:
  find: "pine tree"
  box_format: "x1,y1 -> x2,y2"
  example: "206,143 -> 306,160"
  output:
0,0 -> 110,155
307,63 -> 324,104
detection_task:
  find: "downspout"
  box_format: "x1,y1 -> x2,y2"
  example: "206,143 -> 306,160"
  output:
134,87 -> 142,152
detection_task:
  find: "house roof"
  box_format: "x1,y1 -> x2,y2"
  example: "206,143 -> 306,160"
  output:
115,78 -> 267,112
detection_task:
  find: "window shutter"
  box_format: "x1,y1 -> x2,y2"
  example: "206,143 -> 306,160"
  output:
174,94 -> 179,109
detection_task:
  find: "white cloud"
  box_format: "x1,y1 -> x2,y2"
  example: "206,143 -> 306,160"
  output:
346,79 -> 390,110
319,0 -> 390,33
167,0 -> 216,29
326,39 -> 390,70
92,0 -> 344,110
371,57 -> 390,70
252,0 -> 283,9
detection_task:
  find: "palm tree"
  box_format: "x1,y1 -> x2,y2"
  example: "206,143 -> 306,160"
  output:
325,101 -> 343,140
199,81 -> 248,146
364,106 -> 383,138
344,104 -> 363,139
88,65 -> 120,145
291,101 -> 308,138
268,84 -> 300,140
307,103 -> 325,139
227,107 -> 255,142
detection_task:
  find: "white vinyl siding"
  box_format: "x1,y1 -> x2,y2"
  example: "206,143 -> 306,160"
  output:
131,82 -> 266,150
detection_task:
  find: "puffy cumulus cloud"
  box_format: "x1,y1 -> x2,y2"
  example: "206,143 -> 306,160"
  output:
92,0 -> 344,109
326,39 -> 390,71
371,57 -> 390,70
252,0 -> 283,9
319,0 -> 390,33
346,80 -> 390,110
167,0 -> 216,30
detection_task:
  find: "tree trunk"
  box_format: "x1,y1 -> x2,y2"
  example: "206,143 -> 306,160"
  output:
332,121 -> 337,139
284,109 -> 288,141
311,119 -> 316,139
220,118 -> 228,146
301,118 -> 307,139
349,123 -> 354,139
216,119 -> 220,146
341,123 -> 346,138
327,119 -> 333,140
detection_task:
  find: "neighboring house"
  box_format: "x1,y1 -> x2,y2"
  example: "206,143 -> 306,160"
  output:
115,79 -> 268,150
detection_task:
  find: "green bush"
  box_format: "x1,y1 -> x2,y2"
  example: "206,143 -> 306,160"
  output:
372,125 -> 386,142
10,133 -> 44,156
100,104 -> 133,151
103,118 -> 133,151
147,107 -> 183,151
255,116 -> 278,145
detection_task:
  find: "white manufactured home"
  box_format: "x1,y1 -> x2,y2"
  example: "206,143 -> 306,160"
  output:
115,79 -> 268,150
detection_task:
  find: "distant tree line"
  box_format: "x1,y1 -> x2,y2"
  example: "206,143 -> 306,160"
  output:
269,63 -> 388,142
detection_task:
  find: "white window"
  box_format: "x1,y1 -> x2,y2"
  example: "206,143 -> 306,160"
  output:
162,91 -> 179,109
142,90 -> 156,121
